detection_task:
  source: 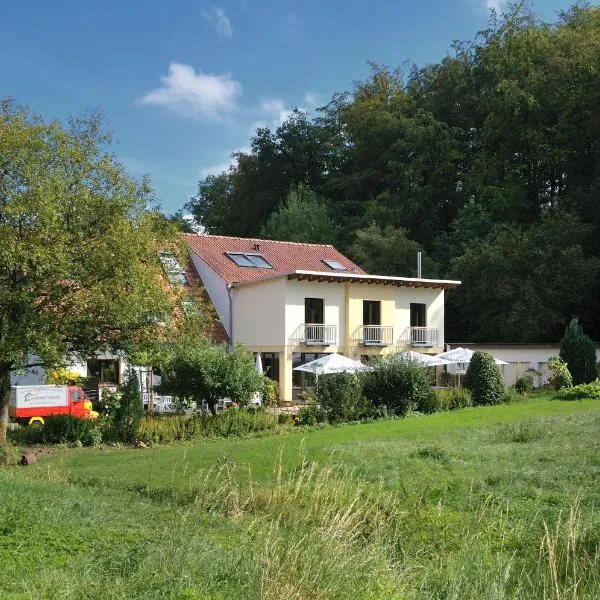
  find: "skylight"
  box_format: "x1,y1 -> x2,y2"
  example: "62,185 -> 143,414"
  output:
226,252 -> 273,269
158,252 -> 188,285
322,259 -> 347,271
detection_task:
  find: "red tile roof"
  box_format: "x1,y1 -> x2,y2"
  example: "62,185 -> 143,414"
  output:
182,234 -> 366,285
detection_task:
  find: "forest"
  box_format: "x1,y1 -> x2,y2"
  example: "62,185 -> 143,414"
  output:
187,3 -> 600,344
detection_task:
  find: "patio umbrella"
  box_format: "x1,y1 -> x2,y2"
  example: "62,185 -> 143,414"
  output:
396,351 -> 450,367
251,353 -> 264,405
435,347 -> 508,366
435,347 -> 508,386
293,353 -> 370,375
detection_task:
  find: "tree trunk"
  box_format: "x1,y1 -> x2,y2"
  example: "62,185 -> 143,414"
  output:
0,365 -> 11,447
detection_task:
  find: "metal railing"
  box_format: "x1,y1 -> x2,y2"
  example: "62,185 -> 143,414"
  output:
300,323 -> 337,345
399,327 -> 440,347
360,325 -> 394,346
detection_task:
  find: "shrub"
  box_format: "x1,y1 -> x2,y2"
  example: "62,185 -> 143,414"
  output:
363,355 -> 435,417
464,352 -> 505,406
277,413 -> 295,426
136,409 -> 279,444
296,404 -> 327,426
317,373 -> 374,423
557,380 -> 600,401
548,356 -> 573,391
81,428 -> 103,447
263,378 -> 279,408
42,414 -> 94,444
435,388 -> 472,411
559,317 -> 597,385
502,387 -> 522,404
159,342 -> 264,414
105,370 -> 144,442
515,376 -> 533,394
45,368 -> 83,386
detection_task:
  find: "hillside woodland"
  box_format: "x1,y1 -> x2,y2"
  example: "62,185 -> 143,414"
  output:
189,4 -> 600,343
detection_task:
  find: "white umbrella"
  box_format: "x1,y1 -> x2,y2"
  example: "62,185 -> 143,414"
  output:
251,353 -> 264,406
435,347 -> 508,365
293,353 -> 370,375
396,351 -> 450,367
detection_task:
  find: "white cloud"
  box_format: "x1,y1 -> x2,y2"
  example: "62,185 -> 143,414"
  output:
199,146 -> 251,179
203,6 -> 233,38
304,92 -> 319,107
483,0 -> 504,11
261,98 -> 299,126
139,63 -> 242,120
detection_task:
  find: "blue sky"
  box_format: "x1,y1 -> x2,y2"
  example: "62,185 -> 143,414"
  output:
2,0 -> 570,214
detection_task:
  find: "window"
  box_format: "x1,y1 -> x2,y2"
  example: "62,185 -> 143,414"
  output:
87,359 -> 120,385
322,259 -> 347,271
226,252 -> 273,269
363,300 -> 381,326
158,252 -> 188,285
410,303 -> 426,327
304,298 -> 324,324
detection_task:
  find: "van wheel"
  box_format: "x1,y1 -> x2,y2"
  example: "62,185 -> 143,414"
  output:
28,417 -> 45,427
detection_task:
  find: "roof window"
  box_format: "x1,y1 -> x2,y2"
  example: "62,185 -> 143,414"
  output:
159,252 -> 188,285
322,259 -> 347,271
226,252 -> 273,269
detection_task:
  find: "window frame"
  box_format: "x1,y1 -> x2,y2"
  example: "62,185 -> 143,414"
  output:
225,252 -> 274,269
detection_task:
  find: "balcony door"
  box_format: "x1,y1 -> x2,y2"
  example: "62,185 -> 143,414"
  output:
363,300 -> 381,344
363,300 -> 381,326
305,298 -> 324,343
305,298 -> 324,324
410,303 -> 427,345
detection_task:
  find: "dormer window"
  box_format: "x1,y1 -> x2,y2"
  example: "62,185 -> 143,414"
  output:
322,259 -> 347,271
159,252 -> 188,285
226,252 -> 273,269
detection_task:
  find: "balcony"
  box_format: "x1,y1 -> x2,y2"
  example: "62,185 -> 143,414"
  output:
399,327 -> 440,348
297,323 -> 337,346
359,325 -> 394,346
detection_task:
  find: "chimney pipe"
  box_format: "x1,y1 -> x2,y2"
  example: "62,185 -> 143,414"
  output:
417,252 -> 422,279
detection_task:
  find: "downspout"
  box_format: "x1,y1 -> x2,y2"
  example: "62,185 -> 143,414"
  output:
226,284 -> 234,352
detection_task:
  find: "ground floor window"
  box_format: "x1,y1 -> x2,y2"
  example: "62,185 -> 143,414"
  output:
260,353 -> 280,383
86,359 -> 120,385
292,353 -> 329,390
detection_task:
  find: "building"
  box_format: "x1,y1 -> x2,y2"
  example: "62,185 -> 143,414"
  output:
183,234 -> 460,403
445,343 -> 600,387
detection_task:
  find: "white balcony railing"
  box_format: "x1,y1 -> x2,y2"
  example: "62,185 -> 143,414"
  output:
300,323 -> 337,345
399,327 -> 440,347
360,325 -> 394,346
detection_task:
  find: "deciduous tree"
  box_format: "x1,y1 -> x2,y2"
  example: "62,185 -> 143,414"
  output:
0,101 -> 179,445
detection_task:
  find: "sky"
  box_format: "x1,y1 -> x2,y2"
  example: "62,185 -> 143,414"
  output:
2,0 -> 572,215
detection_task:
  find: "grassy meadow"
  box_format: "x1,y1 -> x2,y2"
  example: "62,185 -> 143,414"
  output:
1,394 -> 599,599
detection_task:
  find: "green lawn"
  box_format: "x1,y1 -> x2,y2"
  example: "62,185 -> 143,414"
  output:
1,394 -> 599,599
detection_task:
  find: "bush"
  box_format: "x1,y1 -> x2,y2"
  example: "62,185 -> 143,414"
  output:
559,317 -> 597,385
105,370 -> 144,442
296,404 -> 327,426
136,409 -> 279,444
557,380 -> 600,401
317,373 -> 374,423
277,413 -> 295,426
363,355 -> 435,417
435,388 -> 472,411
501,387 -> 522,404
548,356 -> 573,391
30,415 -> 96,444
514,376 -> 533,394
464,352 -> 505,406
263,378 -> 279,408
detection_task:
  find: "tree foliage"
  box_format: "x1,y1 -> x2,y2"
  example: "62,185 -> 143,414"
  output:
464,352 -> 505,406
559,318 -> 597,385
189,4 -> 600,344
261,184 -> 338,244
0,101 -> 181,445
159,342 -> 264,414
362,355 -> 435,416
